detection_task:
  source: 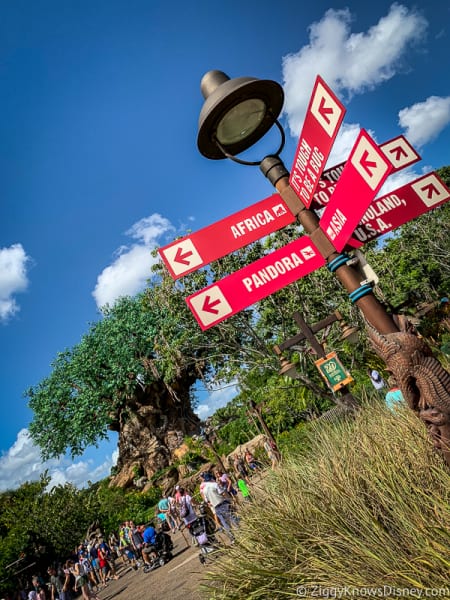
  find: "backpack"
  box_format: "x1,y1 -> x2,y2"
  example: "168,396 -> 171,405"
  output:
179,498 -> 189,519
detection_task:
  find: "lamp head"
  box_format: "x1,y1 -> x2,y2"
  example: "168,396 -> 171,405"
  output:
340,321 -> 360,344
197,70 -> 284,160
278,356 -> 299,379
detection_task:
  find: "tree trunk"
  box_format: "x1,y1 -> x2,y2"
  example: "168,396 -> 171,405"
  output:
109,379 -> 200,487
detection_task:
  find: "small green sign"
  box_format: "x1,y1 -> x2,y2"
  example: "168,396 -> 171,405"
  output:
315,351 -> 353,391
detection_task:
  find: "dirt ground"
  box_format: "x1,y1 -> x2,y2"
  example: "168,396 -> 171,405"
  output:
96,528 -> 227,600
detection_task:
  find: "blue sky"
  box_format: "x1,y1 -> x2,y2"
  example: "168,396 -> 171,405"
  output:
1,0 -> 449,491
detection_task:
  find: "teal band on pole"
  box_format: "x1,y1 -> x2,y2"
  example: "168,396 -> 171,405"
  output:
349,284 -> 373,303
327,253 -> 350,273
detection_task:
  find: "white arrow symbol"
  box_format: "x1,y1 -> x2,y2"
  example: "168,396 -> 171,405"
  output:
301,246 -> 317,260
380,136 -> 420,169
310,81 -> 343,137
162,239 -> 203,276
411,174 -> 450,207
188,286 -> 233,327
351,132 -> 390,190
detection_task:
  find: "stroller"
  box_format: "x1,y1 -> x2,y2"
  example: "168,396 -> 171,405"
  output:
188,503 -> 221,564
143,531 -> 174,572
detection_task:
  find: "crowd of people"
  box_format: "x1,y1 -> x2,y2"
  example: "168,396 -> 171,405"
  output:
4,447 -> 272,600
4,537 -> 120,600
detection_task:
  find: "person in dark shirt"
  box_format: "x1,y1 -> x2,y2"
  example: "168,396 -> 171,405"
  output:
141,523 -> 157,567
47,565 -> 71,600
131,524 -> 144,560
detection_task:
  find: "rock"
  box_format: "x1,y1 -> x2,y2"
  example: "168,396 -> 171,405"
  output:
172,443 -> 190,460
152,466 -> 179,494
134,476 -> 148,489
110,463 -> 136,489
226,434 -> 266,465
176,464 -> 191,478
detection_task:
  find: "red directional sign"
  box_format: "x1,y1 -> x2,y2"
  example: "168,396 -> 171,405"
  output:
313,135 -> 421,209
319,129 -> 392,251
158,194 -> 295,279
381,135 -> 421,170
186,236 -> 325,330
289,76 -> 346,208
186,171 -> 450,330
347,172 -> 450,247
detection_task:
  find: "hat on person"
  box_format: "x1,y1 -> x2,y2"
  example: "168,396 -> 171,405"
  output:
175,485 -> 180,490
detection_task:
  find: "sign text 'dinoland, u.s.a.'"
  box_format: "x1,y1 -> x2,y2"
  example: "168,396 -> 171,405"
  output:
347,171 -> 450,247
312,134 -> 421,209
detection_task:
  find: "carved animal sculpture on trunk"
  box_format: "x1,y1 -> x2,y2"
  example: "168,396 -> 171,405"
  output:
366,315 -> 450,466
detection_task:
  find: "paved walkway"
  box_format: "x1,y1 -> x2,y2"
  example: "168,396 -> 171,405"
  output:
96,528 -> 225,600
97,472 -> 268,599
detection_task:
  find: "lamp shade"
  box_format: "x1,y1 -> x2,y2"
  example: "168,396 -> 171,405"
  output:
278,356 -> 299,379
340,321 -> 360,344
197,70 -> 284,159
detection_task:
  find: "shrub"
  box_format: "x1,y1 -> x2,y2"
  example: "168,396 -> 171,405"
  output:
202,402 -> 450,598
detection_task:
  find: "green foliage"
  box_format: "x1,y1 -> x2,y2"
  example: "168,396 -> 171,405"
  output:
90,479 -> 161,531
275,420 -> 316,456
437,164 -> 450,186
0,475 -> 95,588
27,295 -> 161,458
26,292 -> 205,460
132,464 -> 144,479
203,403 -> 450,598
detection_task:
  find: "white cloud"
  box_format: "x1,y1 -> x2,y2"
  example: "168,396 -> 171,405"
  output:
398,96 -> 450,147
92,213 -> 174,308
324,124 -> 420,200
0,243 -> 31,322
195,382 -> 237,420
326,123 -> 420,194
282,4 -> 427,136
326,123 -> 365,167
0,429 -> 117,492
377,167 -> 420,197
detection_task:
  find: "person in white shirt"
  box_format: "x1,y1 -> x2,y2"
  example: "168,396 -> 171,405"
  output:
200,472 -> 238,538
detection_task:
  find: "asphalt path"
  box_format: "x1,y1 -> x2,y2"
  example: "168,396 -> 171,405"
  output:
96,472 -> 267,599
96,528 -> 227,600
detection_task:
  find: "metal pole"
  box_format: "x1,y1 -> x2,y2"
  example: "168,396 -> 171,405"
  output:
263,161 -> 397,333
292,312 -> 327,358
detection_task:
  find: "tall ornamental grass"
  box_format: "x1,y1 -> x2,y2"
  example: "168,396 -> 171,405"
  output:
203,402 -> 450,599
